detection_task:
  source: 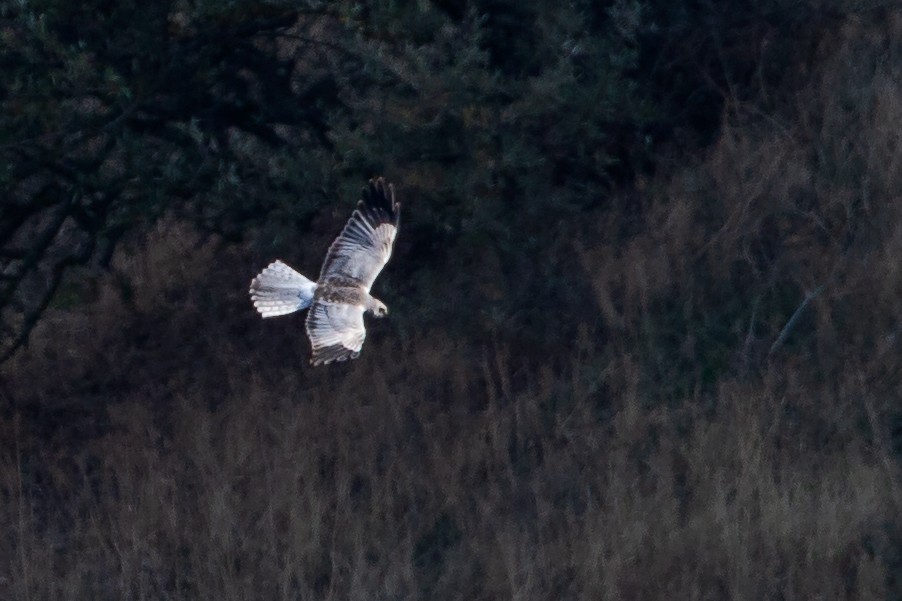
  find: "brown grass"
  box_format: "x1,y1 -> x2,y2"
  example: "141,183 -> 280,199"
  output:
2,322 -> 896,599
3,219 -> 899,599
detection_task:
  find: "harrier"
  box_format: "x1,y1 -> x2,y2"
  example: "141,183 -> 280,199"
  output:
249,177 -> 400,365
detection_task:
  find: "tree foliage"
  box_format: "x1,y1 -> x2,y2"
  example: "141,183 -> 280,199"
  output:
0,0 -> 654,359
2,0 -> 894,360
1,1 -> 341,358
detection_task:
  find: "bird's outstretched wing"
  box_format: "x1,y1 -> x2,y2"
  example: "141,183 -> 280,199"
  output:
305,301 -> 366,366
318,177 -> 400,291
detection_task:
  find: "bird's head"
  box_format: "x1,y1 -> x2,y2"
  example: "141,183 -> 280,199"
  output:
370,299 -> 389,318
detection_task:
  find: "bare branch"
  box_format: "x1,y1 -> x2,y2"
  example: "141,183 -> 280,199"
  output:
0,237 -> 95,363
768,284 -> 825,358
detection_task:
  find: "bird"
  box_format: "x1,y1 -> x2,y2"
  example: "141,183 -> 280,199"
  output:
248,177 -> 400,366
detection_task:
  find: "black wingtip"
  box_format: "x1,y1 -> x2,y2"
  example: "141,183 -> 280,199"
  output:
309,345 -> 361,366
360,176 -> 400,226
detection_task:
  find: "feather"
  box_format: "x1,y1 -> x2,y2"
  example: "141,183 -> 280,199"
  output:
249,260 -> 317,318
318,177 -> 401,291
305,301 -> 365,365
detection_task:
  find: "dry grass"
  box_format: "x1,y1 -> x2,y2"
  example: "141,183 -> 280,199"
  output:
3,10 -> 902,601
2,221 -> 899,599
2,328 -> 896,599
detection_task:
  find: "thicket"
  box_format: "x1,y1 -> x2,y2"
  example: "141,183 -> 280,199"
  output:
3,0 -> 838,359
2,1 -> 902,599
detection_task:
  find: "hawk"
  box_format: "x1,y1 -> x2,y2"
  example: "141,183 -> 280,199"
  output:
249,177 -> 400,365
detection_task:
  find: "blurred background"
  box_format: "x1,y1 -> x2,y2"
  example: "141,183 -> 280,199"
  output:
2,1 -> 902,598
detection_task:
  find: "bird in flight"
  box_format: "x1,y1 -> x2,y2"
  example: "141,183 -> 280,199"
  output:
249,177 -> 400,365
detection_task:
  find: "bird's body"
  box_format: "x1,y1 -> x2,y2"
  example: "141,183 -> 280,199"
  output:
314,280 -> 369,306
249,177 -> 400,366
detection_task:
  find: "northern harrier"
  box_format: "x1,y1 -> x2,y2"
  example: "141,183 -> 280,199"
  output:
249,178 -> 400,365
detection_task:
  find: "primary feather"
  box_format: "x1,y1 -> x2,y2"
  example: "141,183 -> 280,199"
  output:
305,302 -> 366,365
319,177 -> 400,290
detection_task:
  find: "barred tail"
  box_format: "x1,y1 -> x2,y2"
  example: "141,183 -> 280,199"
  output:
249,260 -> 316,318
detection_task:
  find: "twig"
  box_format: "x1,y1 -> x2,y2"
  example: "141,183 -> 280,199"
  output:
739,294 -> 761,370
768,283 -> 824,358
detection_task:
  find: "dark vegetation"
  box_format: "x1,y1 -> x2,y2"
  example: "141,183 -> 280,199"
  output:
2,1 -> 902,598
